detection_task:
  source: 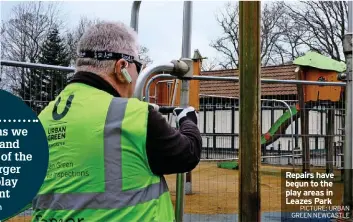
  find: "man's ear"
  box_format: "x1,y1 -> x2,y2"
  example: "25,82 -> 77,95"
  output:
114,60 -> 129,83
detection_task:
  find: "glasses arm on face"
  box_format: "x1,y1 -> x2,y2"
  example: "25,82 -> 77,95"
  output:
133,60 -> 143,73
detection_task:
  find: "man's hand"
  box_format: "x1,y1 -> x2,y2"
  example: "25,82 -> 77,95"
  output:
148,103 -> 159,112
173,106 -> 198,127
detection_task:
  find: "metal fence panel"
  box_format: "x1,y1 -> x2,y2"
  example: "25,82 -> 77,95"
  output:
0,61 -> 347,221
150,75 -> 345,220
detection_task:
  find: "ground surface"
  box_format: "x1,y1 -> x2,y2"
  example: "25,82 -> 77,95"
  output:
7,162 -> 344,221
166,162 -> 343,215
166,162 -> 285,214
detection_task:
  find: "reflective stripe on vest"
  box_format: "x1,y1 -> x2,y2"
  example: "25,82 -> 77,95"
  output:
33,97 -> 169,210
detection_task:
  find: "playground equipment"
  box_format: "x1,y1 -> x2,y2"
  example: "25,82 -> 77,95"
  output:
144,50 -> 202,111
261,104 -> 299,148
261,52 -> 346,170
150,51 -> 347,175
294,51 -> 347,174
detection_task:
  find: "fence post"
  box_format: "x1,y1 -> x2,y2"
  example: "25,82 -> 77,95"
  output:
213,104 -> 217,150
288,140 -> 291,165
325,108 -> 334,173
315,137 -> 318,151
206,137 -> 209,159
238,2 -> 261,221
295,117 -> 299,148
231,106 -> 235,151
301,110 -> 310,173
175,1 -> 193,220
203,103 -> 207,134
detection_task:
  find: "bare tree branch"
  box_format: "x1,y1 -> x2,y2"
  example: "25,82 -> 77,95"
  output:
201,57 -> 222,71
66,16 -> 101,65
138,46 -> 153,66
210,2 -> 239,69
1,1 -> 62,95
211,1 -> 289,68
283,1 -> 348,61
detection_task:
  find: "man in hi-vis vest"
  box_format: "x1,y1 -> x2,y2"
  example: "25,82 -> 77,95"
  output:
32,21 -> 202,222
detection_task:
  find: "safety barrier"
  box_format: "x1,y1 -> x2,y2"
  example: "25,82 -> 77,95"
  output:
143,73 -> 346,162
0,58 -> 349,221
0,60 -> 74,115
0,0 -> 351,220
134,61 -> 347,220
1,2 -> 352,221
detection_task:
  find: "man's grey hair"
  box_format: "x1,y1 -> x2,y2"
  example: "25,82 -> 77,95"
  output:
76,21 -> 139,74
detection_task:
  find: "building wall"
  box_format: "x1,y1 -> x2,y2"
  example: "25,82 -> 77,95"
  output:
197,109 -> 344,151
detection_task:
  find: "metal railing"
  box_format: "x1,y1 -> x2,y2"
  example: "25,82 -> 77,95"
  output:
0,0 -> 351,221
0,59 -> 348,221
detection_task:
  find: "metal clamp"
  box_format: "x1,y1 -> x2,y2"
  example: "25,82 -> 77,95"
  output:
338,73 -> 347,81
179,58 -> 193,78
170,59 -> 190,77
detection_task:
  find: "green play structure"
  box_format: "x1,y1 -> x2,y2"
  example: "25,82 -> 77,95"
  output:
218,105 -> 300,170
260,105 -> 299,147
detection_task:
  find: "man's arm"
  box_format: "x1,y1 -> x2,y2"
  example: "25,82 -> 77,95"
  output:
145,106 -> 202,175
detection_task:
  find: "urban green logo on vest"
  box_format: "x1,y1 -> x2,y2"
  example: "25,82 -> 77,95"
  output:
47,126 -> 66,142
52,95 -> 74,121
48,95 -> 72,148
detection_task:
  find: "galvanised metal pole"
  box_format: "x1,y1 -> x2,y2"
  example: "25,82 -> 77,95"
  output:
182,1 -> 193,196
1,60 -> 347,86
175,1 -> 192,222
0,60 -> 75,72
344,0 -> 353,216
238,2 -> 261,221
130,1 -> 141,32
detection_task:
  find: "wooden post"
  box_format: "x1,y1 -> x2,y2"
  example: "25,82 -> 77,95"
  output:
326,107 -> 334,173
301,109 -> 310,173
238,2 -> 261,221
297,68 -> 310,173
